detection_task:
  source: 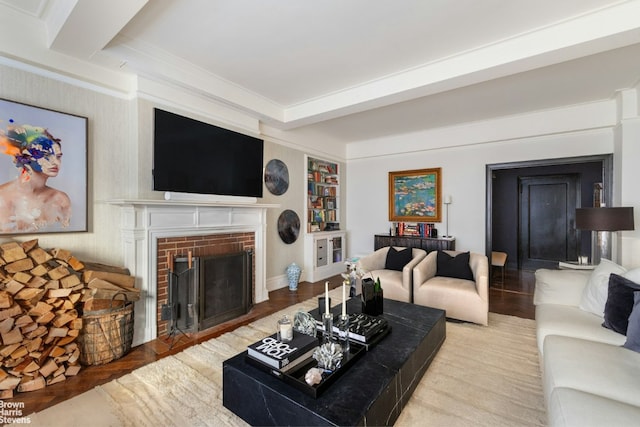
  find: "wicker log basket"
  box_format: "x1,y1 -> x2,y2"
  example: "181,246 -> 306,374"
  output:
77,292 -> 134,366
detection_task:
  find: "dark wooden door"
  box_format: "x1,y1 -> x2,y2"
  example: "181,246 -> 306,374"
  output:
519,175 -> 579,270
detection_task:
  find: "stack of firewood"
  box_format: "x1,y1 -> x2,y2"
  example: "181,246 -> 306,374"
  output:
0,239 -> 139,397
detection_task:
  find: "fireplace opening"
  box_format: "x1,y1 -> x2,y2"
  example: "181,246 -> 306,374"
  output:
165,250 -> 253,334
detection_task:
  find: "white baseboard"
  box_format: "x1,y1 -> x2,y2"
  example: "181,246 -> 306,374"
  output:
266,270 -> 306,293
266,274 -> 288,292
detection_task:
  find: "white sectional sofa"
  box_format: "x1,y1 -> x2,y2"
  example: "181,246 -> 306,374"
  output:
534,261 -> 640,427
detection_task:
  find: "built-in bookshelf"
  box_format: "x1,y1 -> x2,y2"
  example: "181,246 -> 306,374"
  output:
304,156 -> 345,282
307,157 -> 340,232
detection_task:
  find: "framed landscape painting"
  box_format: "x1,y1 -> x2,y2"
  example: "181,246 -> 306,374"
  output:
389,168 -> 442,223
0,98 -> 87,234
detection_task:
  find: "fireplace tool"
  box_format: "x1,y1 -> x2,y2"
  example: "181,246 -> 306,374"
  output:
164,251 -> 194,349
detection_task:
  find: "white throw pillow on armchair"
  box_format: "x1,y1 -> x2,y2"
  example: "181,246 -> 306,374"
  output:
579,259 -> 627,316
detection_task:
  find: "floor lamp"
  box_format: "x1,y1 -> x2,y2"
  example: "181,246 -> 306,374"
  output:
575,207 -> 635,264
443,195 -> 452,238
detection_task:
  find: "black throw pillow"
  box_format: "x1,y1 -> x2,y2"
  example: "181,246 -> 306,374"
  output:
385,247 -> 412,271
436,251 -> 474,281
602,273 -> 640,335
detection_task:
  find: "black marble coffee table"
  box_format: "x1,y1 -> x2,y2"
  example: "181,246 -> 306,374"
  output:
223,297 -> 446,426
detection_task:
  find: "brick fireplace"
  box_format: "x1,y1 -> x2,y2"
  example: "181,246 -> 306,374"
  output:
156,232 -> 254,337
109,199 -> 277,346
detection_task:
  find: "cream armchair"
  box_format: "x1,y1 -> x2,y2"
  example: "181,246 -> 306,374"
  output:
356,246 -> 426,303
413,250 -> 489,325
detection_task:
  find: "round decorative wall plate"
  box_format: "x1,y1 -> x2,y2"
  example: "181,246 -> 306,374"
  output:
277,209 -> 300,244
264,159 -> 289,195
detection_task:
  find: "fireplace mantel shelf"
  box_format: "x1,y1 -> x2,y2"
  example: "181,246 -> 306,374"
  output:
104,199 -> 280,209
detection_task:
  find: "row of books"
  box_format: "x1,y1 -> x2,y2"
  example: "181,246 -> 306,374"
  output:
392,222 -> 437,237
308,183 -> 338,197
307,171 -> 339,184
308,195 -> 337,209
309,209 -> 338,223
308,160 -> 338,175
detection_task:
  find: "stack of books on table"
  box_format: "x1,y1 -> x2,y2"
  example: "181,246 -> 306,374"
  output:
314,311 -> 390,349
246,332 -> 318,374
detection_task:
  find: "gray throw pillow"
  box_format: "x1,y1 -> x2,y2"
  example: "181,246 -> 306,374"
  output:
623,291 -> 640,352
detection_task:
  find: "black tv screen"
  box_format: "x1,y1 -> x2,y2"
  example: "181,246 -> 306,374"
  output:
153,109 -> 264,198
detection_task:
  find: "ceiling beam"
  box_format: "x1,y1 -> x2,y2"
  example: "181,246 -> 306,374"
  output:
281,1 -> 640,128
45,0 -> 148,59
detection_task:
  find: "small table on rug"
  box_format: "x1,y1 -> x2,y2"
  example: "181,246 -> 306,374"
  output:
222,297 -> 446,426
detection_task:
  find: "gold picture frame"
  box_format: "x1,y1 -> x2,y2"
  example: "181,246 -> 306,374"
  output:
389,168 -> 442,222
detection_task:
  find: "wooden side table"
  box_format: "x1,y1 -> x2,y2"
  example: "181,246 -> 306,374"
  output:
491,251 -> 508,288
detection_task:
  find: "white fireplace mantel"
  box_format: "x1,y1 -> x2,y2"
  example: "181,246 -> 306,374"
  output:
107,199 -> 279,346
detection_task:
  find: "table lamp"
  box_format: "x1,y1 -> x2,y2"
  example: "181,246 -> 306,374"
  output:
575,207 -> 634,264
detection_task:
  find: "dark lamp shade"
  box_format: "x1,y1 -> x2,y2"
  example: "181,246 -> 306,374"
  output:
575,207 -> 635,231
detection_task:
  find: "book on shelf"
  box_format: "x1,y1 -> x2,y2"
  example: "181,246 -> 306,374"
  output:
393,222 -> 437,238
246,332 -> 318,370
324,175 -> 338,184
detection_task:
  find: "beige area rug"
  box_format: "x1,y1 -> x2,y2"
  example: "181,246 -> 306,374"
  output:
29,289 -> 545,427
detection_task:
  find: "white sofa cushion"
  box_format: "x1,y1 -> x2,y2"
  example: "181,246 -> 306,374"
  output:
624,267 -> 640,283
535,304 -> 625,354
543,335 -> 640,409
369,268 -> 406,301
533,269 -> 591,306
579,259 -> 627,316
548,387 -> 640,427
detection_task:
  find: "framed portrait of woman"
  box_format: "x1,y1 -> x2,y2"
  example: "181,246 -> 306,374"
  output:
0,98 -> 87,234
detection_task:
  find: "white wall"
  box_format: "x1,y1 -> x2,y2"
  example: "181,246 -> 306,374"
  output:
346,96 -> 640,269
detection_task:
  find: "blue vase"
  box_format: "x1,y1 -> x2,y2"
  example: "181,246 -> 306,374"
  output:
286,262 -> 301,291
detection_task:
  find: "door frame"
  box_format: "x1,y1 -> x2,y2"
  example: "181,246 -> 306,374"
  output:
485,154 -> 613,270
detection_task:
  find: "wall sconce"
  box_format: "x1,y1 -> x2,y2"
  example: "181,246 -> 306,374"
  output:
443,195 -> 452,238
575,207 -> 635,264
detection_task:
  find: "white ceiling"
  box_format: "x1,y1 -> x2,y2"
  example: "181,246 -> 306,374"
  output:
1,0 -> 640,143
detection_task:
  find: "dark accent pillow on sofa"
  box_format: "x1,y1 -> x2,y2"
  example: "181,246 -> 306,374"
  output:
385,247 -> 412,271
436,251 -> 474,280
602,273 -> 640,335
623,291 -> 640,352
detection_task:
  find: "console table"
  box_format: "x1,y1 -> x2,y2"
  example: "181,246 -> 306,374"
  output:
222,298 -> 446,426
374,234 -> 455,252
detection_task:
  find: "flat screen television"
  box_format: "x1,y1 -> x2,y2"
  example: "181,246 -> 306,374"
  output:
153,108 -> 264,198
